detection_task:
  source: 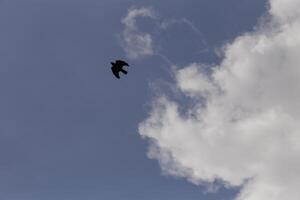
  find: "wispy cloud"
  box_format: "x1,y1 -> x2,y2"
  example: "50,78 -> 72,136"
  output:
139,0 -> 300,199
160,18 -> 207,46
120,7 -> 208,61
121,7 -> 156,60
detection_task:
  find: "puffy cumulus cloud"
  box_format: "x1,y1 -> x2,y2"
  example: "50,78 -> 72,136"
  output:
139,0 -> 300,199
176,64 -> 217,98
121,7 -> 156,59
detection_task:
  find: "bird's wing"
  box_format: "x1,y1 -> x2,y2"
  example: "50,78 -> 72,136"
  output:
116,60 -> 129,67
111,67 -> 120,79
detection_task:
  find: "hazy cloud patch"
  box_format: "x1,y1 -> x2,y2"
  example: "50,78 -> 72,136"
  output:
121,7 -> 207,61
121,7 -> 156,60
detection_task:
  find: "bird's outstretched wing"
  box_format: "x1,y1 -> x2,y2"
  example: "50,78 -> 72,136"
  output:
111,67 -> 120,79
116,60 -> 129,67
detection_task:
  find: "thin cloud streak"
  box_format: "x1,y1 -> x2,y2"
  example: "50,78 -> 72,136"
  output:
160,18 -> 207,46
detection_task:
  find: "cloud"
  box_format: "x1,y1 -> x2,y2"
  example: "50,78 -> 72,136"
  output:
270,0 -> 300,23
160,18 -> 207,46
139,0 -> 300,199
121,7 -> 156,59
120,7 -> 207,61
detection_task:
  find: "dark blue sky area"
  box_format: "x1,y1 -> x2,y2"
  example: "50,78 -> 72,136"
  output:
0,0 -> 266,199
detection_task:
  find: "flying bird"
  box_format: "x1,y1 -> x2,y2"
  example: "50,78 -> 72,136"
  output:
111,60 -> 129,79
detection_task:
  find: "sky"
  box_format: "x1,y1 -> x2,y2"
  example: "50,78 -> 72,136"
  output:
2,0 -> 300,200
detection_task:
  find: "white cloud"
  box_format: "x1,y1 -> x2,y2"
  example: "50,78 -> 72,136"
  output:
270,0 -> 300,23
121,7 -> 156,59
139,0 -> 300,199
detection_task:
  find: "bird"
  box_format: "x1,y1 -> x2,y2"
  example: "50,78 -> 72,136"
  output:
110,60 -> 129,79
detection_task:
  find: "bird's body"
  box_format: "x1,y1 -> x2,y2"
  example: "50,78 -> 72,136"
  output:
111,60 -> 129,79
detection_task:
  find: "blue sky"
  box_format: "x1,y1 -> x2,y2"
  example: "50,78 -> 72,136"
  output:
3,0 -> 300,200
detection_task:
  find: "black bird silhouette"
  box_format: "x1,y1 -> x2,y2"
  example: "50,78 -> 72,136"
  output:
111,60 -> 129,79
